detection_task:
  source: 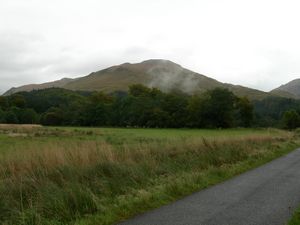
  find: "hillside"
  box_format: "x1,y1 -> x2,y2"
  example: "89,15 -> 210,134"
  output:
4,78 -> 75,96
3,59 -> 283,100
271,79 -> 300,98
64,60 -> 225,93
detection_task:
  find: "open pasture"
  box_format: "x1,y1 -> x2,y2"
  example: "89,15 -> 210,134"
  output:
0,126 -> 298,225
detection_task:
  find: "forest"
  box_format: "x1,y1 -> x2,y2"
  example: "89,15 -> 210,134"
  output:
0,84 -> 299,129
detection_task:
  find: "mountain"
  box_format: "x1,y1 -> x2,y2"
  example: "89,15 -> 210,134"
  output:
4,78 -> 75,96
271,79 -> 300,98
63,59 -> 225,93
2,59 -> 285,99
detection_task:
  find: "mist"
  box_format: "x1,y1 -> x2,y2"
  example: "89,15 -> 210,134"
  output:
1,0 -> 300,93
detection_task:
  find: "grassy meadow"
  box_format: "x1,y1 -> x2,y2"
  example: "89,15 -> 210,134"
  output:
0,125 -> 299,225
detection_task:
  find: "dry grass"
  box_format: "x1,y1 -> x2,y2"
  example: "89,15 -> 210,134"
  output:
0,127 -> 297,225
0,124 -> 42,129
0,141 -> 113,179
0,124 -> 43,137
0,134 -> 290,179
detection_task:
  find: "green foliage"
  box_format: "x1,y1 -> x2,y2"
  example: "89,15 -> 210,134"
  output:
19,108 -> 39,124
85,102 -> 112,126
162,92 -> 188,127
3,85 -> 300,128
41,107 -> 66,125
282,110 -> 300,129
187,95 -> 206,127
5,110 -> 18,124
288,207 -> 300,225
8,94 -> 26,108
236,97 -> 254,127
208,88 -> 236,127
19,88 -> 87,113
0,109 -> 5,123
191,88 -> 236,128
253,96 -> 300,127
0,96 -> 8,109
129,84 -> 152,97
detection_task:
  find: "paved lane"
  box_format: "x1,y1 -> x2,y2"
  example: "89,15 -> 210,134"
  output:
119,148 -> 300,225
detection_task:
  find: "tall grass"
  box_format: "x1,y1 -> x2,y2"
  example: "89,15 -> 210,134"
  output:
0,128 -> 298,225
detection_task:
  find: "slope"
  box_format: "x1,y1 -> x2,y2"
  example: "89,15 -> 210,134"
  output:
4,78 -> 75,96
3,59 -> 282,100
272,79 -> 300,98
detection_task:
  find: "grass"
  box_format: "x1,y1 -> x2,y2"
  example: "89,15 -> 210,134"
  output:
289,211 -> 300,225
289,208 -> 300,225
0,126 -> 299,225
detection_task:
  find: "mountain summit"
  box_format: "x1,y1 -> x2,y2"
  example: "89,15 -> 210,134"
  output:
3,59 -> 282,99
271,79 -> 300,98
62,59 -> 228,95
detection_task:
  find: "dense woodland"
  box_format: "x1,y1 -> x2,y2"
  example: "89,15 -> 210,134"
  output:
0,84 -> 299,129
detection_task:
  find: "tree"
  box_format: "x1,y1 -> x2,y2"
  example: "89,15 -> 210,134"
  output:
5,111 -> 18,124
41,107 -> 65,125
0,109 -> 5,123
236,97 -> 254,127
129,84 -> 151,97
9,94 -> 26,108
199,88 -> 236,128
253,96 -> 300,127
84,103 -> 111,126
145,107 -> 170,128
282,110 -> 300,129
89,92 -> 113,104
187,95 -> 206,127
80,92 -> 114,126
19,108 -> 39,124
0,96 -> 8,110
162,92 -> 188,127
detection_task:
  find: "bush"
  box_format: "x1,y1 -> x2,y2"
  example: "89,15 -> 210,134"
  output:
282,110 -> 300,129
5,111 -> 18,124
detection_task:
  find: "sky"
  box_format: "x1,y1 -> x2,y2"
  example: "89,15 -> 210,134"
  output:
1,0 -> 300,94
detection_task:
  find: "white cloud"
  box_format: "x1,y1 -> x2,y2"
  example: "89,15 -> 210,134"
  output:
1,0 -> 300,93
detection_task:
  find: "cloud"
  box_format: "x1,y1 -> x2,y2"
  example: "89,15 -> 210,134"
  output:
1,0 -> 300,94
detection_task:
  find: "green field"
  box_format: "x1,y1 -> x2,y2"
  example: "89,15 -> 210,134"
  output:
0,125 -> 299,225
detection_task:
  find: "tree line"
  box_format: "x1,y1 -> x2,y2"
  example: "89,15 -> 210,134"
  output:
0,85 -> 299,129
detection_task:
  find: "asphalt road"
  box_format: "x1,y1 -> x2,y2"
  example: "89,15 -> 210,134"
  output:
119,148 -> 300,225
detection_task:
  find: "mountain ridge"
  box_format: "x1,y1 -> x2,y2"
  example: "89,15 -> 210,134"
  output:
3,59 -> 296,100
271,79 -> 300,98
4,78 -> 76,96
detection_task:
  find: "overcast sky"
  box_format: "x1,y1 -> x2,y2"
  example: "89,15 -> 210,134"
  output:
1,0 -> 300,94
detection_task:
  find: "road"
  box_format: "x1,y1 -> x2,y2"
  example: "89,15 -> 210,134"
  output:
119,148 -> 300,225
